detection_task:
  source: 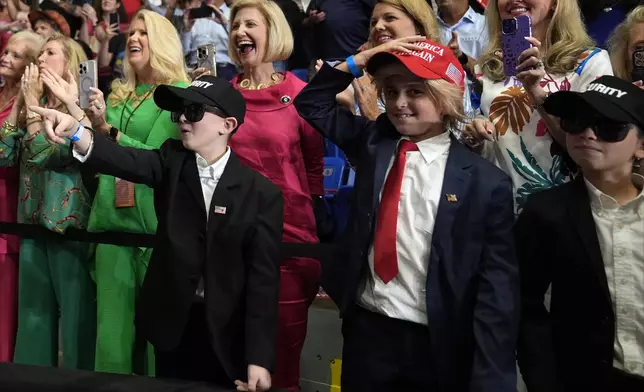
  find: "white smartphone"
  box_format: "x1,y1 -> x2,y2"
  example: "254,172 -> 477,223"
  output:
197,44 -> 217,77
79,60 -> 97,110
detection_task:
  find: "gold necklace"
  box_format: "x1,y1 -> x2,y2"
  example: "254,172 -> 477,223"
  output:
239,73 -> 282,90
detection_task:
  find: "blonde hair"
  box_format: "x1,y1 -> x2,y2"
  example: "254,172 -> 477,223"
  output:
110,9 -> 189,106
228,0 -> 293,65
43,34 -> 87,87
374,0 -> 440,43
479,0 -> 595,82
608,6 -> 644,81
7,31 -> 45,66
374,64 -> 465,130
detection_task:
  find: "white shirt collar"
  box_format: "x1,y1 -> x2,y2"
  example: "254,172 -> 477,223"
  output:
585,174 -> 644,213
398,132 -> 451,164
196,147 -> 231,178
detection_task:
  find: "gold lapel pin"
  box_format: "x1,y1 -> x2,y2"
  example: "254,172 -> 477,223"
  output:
446,194 -> 457,202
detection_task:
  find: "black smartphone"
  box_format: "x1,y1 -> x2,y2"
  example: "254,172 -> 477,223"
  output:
189,6 -> 213,19
109,12 -> 120,30
632,47 -> 644,82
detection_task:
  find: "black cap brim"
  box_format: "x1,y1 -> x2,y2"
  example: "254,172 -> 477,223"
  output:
543,90 -> 639,125
153,85 -> 215,112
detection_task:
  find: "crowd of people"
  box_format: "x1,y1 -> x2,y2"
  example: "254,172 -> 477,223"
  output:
0,0 -> 642,391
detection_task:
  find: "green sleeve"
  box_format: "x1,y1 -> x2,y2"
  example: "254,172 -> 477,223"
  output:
0,127 -> 25,167
118,109 -> 179,150
23,129 -> 73,168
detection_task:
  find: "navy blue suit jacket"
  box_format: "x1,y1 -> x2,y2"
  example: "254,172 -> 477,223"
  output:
294,64 -> 519,392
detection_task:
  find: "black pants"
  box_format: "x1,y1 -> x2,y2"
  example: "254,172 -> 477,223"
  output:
341,306 -> 436,392
155,303 -> 233,389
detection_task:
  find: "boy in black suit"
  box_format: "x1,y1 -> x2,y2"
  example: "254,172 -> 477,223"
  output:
516,75 -> 644,392
31,76 -> 282,392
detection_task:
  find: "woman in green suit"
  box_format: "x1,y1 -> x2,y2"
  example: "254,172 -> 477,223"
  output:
85,9 -> 189,375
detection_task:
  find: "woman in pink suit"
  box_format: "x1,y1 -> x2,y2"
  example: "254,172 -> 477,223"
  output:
227,0 -> 324,390
0,31 -> 44,362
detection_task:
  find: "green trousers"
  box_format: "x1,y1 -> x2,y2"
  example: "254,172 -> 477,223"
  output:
94,244 -> 155,375
13,237 -> 96,370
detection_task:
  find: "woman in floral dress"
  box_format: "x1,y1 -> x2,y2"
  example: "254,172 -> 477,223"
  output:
462,0 -> 613,214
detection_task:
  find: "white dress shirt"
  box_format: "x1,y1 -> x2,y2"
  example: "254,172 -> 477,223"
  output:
585,174 -> 644,377
194,149 -> 231,297
358,132 -> 451,325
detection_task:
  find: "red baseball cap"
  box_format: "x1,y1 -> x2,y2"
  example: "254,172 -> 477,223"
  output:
366,39 -> 466,90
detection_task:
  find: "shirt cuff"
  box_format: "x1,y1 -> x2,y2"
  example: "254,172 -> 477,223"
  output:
72,135 -> 94,162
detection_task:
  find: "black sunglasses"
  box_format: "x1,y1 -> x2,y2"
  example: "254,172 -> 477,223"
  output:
560,117 -> 632,143
171,104 -> 227,123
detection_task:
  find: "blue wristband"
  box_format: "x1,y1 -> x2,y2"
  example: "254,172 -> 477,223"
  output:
70,123 -> 84,142
346,55 -> 363,78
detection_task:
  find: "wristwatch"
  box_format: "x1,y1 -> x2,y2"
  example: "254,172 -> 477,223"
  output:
458,52 -> 468,66
108,126 -> 119,142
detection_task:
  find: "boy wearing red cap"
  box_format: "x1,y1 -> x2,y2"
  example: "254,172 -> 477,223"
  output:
295,38 -> 518,392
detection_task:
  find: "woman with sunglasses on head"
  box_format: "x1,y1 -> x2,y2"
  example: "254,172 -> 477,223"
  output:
83,9 -> 189,375
461,0 -> 613,215
0,31 -> 43,364
516,75 -> 644,392
1,33 -> 96,370
227,0 -> 324,390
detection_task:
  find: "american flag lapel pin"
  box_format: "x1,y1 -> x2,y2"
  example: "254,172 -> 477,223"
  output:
214,206 -> 227,215
446,194 -> 457,203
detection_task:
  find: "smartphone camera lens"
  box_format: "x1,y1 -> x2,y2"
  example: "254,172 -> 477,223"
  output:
502,19 -> 517,35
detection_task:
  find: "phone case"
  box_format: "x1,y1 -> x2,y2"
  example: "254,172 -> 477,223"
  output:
197,44 -> 217,76
189,7 -> 213,19
79,60 -> 97,109
109,12 -> 120,29
502,15 -> 532,77
632,49 -> 644,82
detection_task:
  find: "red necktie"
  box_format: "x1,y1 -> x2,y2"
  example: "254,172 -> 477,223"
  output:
373,140 -> 418,284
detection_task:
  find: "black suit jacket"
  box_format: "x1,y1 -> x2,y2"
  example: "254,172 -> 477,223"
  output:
84,134 -> 283,379
515,177 -> 644,392
294,64 -> 519,392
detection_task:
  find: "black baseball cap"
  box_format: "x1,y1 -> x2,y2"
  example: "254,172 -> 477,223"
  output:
543,75 -> 644,129
154,75 -> 246,127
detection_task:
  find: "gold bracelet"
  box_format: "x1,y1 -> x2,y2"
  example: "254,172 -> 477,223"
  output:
27,111 -> 40,120
26,118 -> 42,127
4,121 -> 16,131
76,112 -> 87,123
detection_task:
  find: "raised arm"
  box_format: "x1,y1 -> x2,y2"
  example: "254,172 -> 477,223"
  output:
29,106 -> 165,189
294,63 -> 370,162
471,176 -> 520,392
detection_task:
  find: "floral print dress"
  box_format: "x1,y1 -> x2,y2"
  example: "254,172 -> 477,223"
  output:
475,49 -> 613,214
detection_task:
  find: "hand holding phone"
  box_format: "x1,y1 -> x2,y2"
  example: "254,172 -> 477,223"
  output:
632,47 -> 644,83
79,60 -> 98,110
197,44 -> 217,77
188,6 -> 213,19
109,12 -> 120,32
501,15 -> 532,78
